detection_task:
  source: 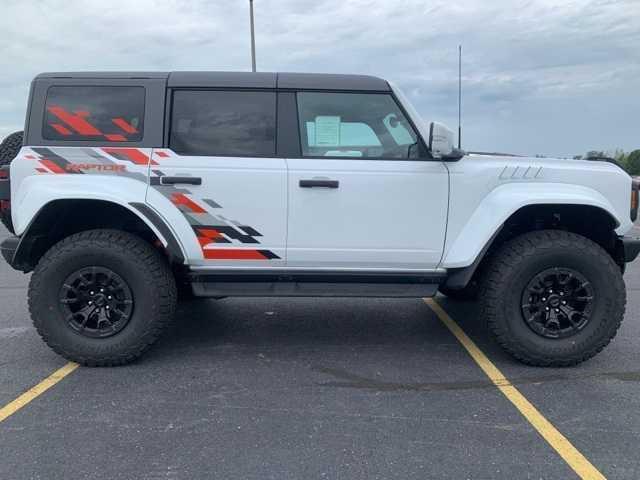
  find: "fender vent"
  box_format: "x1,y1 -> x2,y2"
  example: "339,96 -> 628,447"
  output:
499,165 -> 543,180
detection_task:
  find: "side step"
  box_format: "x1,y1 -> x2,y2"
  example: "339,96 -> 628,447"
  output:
189,271 -> 445,298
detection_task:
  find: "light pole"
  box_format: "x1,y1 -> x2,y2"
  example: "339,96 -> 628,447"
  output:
249,0 -> 257,72
458,44 -> 462,150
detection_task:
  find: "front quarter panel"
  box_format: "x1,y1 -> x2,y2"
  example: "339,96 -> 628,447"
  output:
442,155 -> 633,268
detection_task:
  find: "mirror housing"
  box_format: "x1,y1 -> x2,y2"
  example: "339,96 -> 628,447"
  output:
428,122 -> 465,161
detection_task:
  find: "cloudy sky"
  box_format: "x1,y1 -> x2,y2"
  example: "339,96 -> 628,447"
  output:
1,0 -> 638,157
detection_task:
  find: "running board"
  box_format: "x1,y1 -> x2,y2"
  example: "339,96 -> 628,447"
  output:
189,271 -> 445,298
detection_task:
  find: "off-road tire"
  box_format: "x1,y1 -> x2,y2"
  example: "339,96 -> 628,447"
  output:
480,230 -> 625,367
0,131 -> 22,232
0,131 -> 22,166
29,229 -> 177,366
439,282 -> 479,301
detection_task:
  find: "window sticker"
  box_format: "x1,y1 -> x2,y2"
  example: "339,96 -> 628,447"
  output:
314,116 -> 341,146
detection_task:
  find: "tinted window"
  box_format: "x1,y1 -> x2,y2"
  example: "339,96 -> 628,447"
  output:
170,90 -> 276,157
43,86 -> 144,142
297,92 -> 422,159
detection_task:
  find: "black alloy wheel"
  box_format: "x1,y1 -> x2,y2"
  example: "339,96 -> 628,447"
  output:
60,266 -> 134,338
521,268 -> 595,339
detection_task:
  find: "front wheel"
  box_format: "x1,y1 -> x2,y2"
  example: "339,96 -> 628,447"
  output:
480,230 -> 625,367
29,230 -> 177,366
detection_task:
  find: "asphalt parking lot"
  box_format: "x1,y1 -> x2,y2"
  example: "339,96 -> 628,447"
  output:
1,223 -> 639,480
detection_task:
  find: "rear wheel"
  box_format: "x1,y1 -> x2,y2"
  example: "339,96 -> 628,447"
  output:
480,230 -> 625,366
29,229 -> 177,366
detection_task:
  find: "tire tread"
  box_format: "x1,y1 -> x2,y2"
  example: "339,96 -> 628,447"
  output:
479,230 -> 625,367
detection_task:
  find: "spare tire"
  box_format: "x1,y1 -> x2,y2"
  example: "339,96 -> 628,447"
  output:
0,131 -> 23,166
0,131 -> 23,232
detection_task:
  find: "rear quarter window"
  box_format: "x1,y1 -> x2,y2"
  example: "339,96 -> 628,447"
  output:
43,86 -> 145,142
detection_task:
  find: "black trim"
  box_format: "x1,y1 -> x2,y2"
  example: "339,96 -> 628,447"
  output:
169,71 -> 277,89
299,179 -> 339,188
631,179 -> 639,222
444,226 -> 503,289
276,92 -> 301,158
0,174 -> 10,201
428,122 -> 434,151
159,176 -> 202,185
189,270 -> 444,298
189,270 -> 445,284
37,71 -> 389,92
129,202 -> 185,263
36,72 -> 170,80
0,236 -> 19,267
620,236 -> 640,263
278,72 -> 389,91
191,281 -> 439,298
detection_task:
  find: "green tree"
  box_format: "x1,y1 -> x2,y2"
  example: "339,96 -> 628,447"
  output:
626,150 -> 640,176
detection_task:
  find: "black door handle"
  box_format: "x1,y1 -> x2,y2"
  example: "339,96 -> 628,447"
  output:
299,179 -> 339,189
160,176 -> 202,186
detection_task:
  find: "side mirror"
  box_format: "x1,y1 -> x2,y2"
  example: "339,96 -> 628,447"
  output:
429,122 -> 465,161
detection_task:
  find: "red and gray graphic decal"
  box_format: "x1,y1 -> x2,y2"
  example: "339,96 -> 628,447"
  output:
25,147 -> 150,181
47,106 -> 139,143
151,173 -> 280,261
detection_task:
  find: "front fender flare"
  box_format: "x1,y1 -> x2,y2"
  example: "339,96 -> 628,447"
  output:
441,182 -> 624,269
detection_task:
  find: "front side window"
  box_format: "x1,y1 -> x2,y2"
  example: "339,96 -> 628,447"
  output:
43,86 -> 144,142
169,90 -> 276,157
296,92 -> 422,159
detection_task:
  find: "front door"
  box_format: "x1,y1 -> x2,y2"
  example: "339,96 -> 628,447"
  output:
286,91 -> 448,270
146,89 -> 287,267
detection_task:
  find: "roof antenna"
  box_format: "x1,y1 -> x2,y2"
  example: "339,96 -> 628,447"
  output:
458,44 -> 462,150
249,0 -> 257,72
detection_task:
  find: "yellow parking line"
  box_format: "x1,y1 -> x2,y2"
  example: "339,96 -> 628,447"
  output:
0,362 -> 78,423
424,298 -> 605,480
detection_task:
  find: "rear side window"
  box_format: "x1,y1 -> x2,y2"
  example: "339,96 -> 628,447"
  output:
296,92 -> 421,159
169,90 -> 276,157
43,86 -> 144,142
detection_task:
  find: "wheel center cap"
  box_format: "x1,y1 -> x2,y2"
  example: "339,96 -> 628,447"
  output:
94,294 -> 107,307
548,295 -> 561,307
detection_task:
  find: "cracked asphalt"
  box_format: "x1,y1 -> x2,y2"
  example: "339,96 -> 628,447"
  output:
1,222 -> 639,479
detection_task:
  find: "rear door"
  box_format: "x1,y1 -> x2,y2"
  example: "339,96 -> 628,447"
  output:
146,89 -> 287,267
286,91 -> 449,270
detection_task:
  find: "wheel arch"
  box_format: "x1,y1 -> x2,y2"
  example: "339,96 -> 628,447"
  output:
11,198 -> 184,272
442,182 -> 625,269
443,202 -> 622,289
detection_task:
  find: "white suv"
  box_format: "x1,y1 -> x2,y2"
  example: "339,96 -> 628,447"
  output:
0,71 -> 638,366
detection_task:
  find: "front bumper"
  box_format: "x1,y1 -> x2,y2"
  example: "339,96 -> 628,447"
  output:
620,236 -> 640,263
0,235 -> 19,267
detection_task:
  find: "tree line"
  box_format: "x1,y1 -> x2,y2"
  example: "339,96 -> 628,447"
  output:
573,150 -> 640,176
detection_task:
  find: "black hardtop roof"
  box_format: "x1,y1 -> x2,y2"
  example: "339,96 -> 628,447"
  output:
35,71 -> 390,91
